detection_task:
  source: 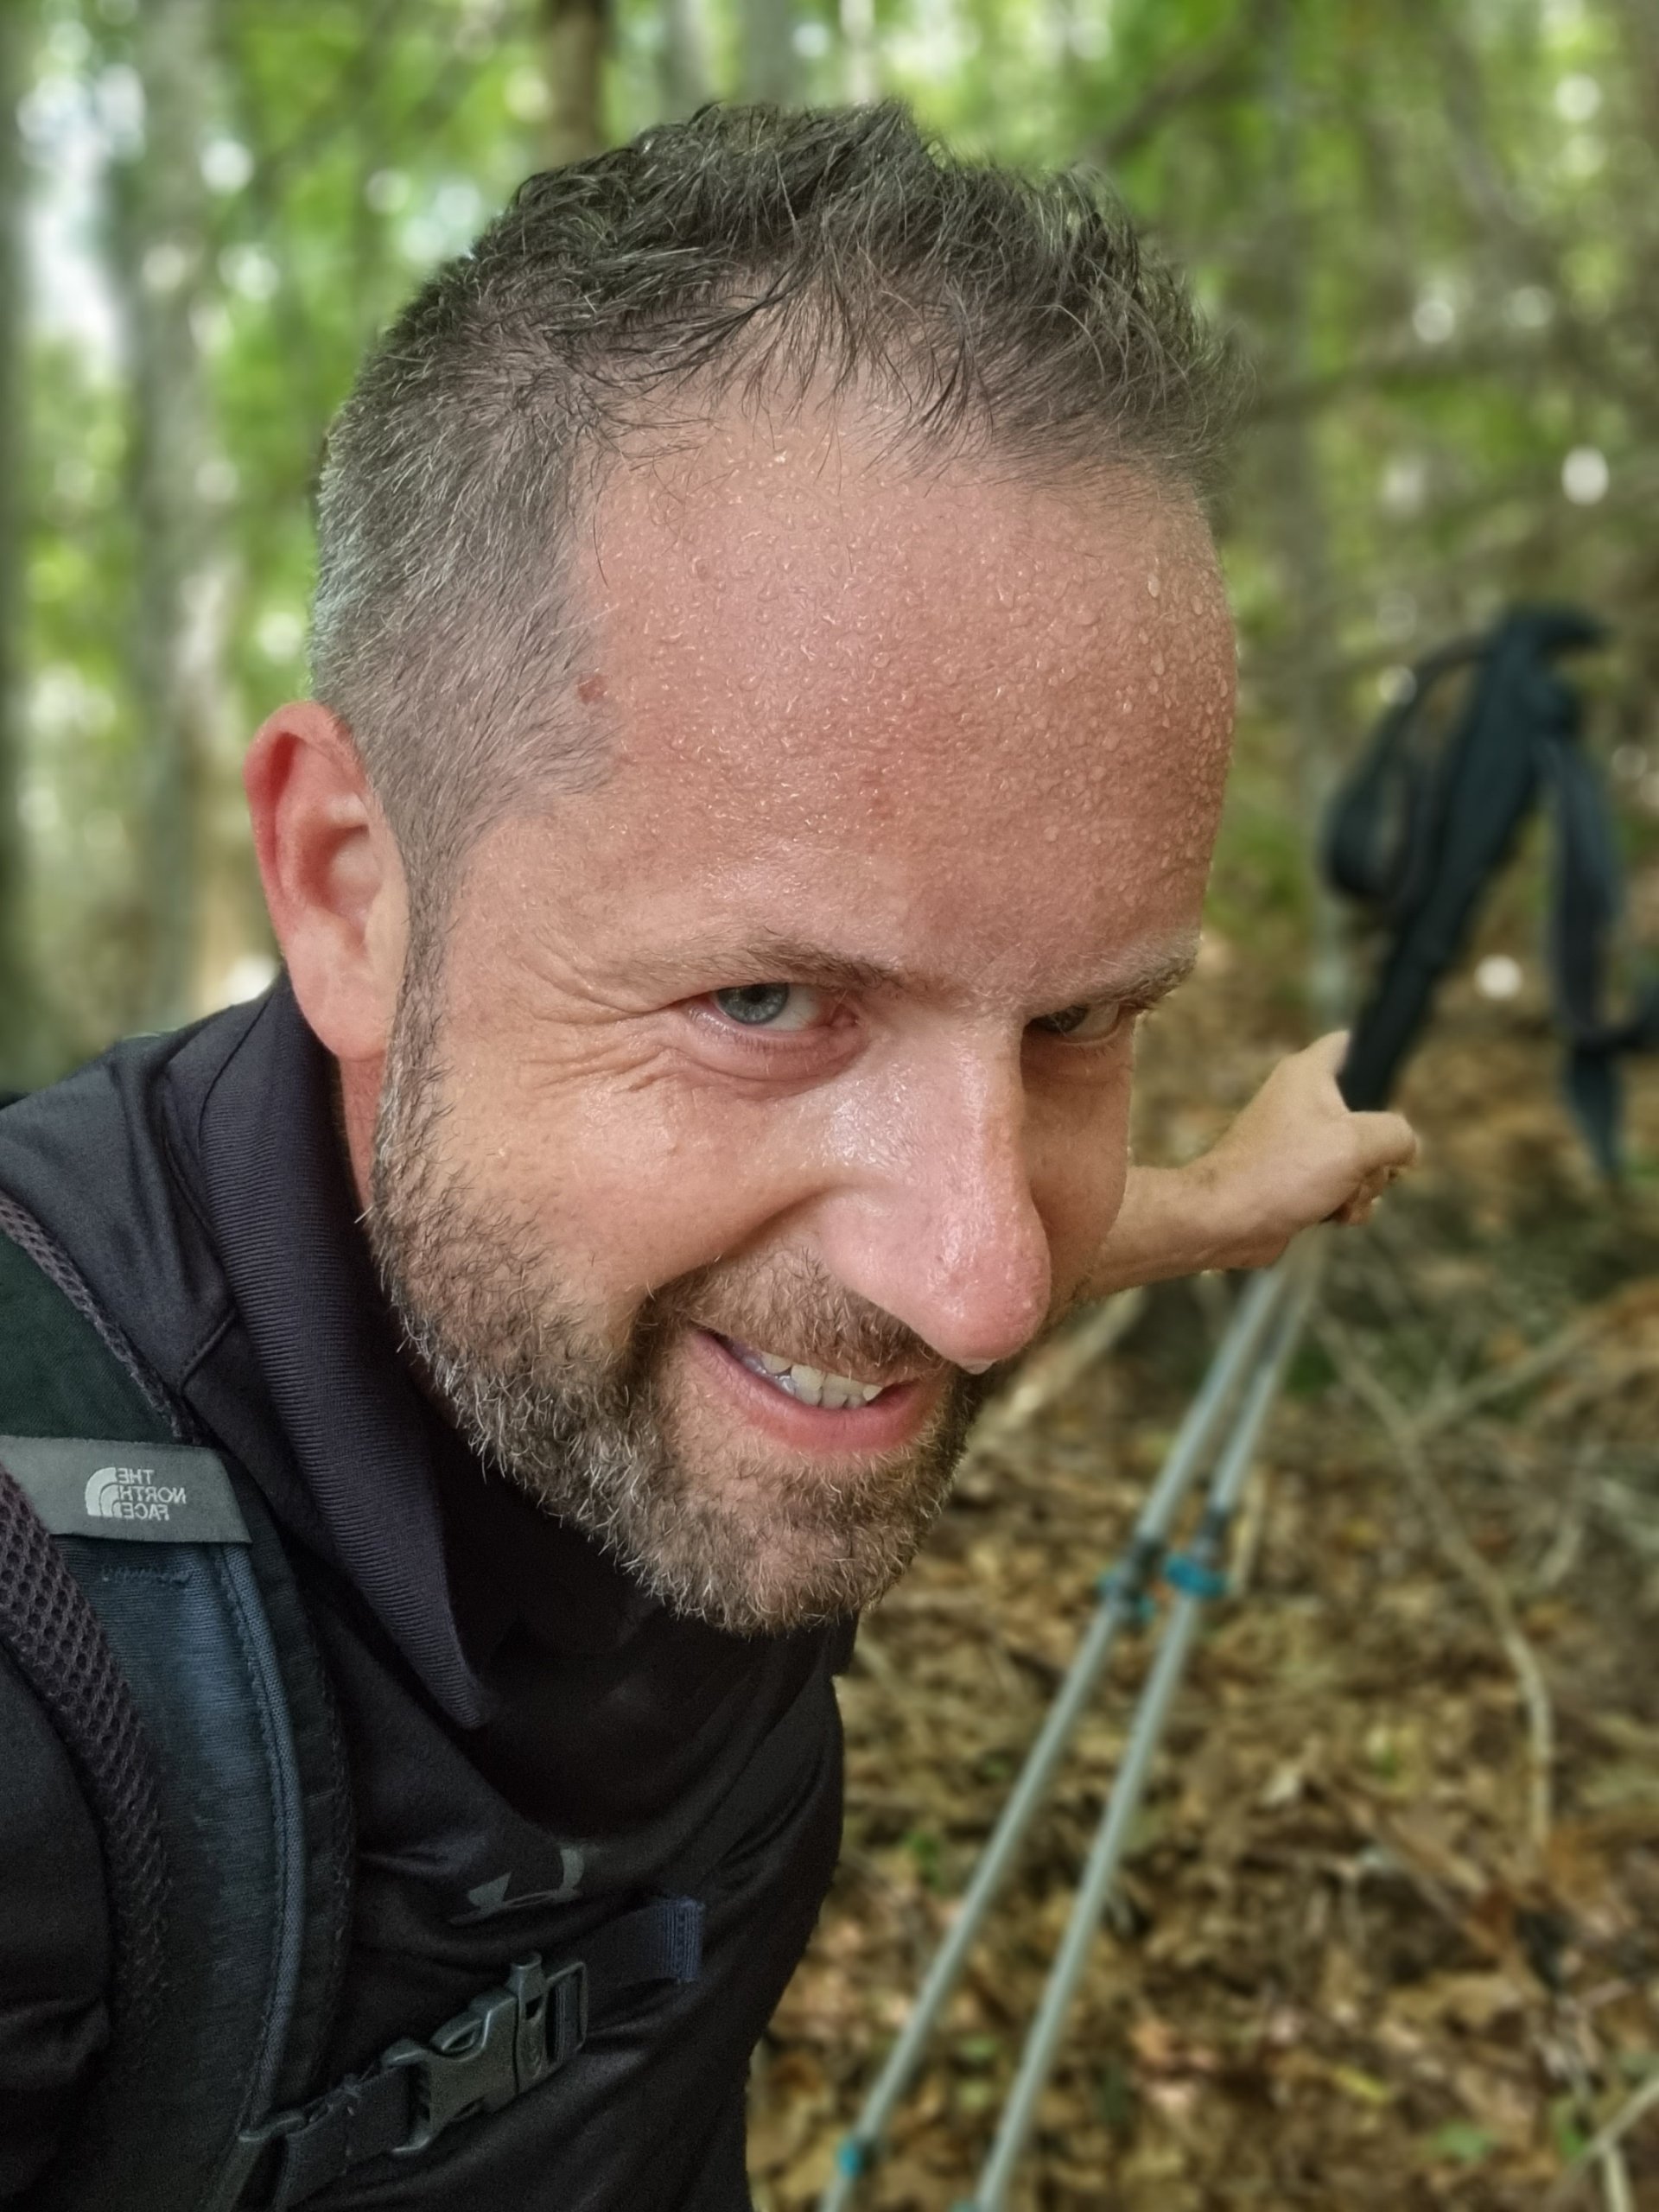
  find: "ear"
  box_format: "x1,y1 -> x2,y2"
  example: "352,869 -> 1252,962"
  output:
244,703 -> 407,1066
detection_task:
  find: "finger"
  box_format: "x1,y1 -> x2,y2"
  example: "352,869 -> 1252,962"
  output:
1345,1109 -> 1420,1173
1302,1030 -> 1352,1078
1327,1160 -> 1398,1225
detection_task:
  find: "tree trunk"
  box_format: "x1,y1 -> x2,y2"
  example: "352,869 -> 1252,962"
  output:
119,0 -> 235,1033
0,3 -> 32,1086
659,0 -> 712,119
839,0 -> 876,105
1592,0 -> 1659,427
542,0 -> 607,167
736,0 -> 797,107
1257,0 -> 1348,1027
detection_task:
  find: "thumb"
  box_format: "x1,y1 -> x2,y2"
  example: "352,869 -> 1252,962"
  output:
1304,1029 -> 1352,1079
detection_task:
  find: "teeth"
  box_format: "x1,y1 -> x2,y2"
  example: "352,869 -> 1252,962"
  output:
729,1341 -> 886,1409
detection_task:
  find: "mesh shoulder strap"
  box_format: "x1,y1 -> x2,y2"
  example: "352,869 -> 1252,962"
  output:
0,1196 -> 353,2212
0,1439 -> 169,2055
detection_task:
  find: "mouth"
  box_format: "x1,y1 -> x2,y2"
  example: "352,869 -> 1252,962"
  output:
716,1335 -> 908,1410
683,1326 -> 942,1450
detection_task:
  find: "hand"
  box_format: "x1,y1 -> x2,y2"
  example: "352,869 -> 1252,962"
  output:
1086,1032 -> 1418,1295
1192,1031 -> 1418,1268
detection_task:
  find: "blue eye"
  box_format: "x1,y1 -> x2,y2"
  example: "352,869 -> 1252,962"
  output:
711,983 -> 821,1030
1031,1001 -> 1126,1042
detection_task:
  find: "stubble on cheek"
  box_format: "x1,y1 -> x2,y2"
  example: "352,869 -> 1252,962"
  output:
642,1319 -> 986,1628
365,977 -> 995,1632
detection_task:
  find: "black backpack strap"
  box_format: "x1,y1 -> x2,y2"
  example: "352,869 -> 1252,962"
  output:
0,1451 -> 168,2064
0,1201 -> 354,2212
0,1185 -> 178,1427
0,1178 -> 827,2206
232,1574 -> 837,2209
233,1896 -> 703,2211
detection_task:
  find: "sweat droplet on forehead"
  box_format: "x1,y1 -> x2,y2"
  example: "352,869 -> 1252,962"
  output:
566,414 -> 1236,926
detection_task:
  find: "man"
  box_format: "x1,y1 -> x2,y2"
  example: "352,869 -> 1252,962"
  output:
0,105 -> 1413,2209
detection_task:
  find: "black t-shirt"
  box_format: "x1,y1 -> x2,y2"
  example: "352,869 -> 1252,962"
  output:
425,1418 -> 830,1840
0,981 -> 847,2209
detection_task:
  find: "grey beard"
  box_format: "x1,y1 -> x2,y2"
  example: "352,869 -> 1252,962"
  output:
363,970 -> 985,1635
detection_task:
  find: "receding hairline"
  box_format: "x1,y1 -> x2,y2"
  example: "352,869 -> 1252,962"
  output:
564,381 -> 1220,645
591,368 -> 1217,509
378,401 -> 1230,944
308,102 -> 1245,906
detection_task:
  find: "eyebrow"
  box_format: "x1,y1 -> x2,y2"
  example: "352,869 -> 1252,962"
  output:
627,928 -> 1201,1011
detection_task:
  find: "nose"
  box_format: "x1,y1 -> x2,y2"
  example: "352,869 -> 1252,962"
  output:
814,1045 -> 1053,1372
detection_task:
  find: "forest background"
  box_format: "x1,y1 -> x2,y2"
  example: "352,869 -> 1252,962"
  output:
4,1 -> 1659,2207
2,0 -> 1656,1072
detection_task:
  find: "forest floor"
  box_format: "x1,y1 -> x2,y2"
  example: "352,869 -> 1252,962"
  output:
747,927 -> 1659,2211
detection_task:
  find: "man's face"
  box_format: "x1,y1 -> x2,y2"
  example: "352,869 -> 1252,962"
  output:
367,412 -> 1235,1634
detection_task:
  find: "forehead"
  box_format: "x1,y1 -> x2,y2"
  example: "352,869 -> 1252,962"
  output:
518,410 -> 1235,995
582,411 -> 1230,749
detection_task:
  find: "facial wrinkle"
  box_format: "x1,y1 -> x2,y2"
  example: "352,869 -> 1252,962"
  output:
365,959 -> 995,1634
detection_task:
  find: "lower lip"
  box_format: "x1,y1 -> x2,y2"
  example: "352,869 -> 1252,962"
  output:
684,1327 -> 943,1452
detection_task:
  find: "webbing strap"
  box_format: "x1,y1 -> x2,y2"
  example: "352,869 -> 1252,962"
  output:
1324,604 -> 1656,1172
1537,729 -> 1659,1174
235,1895 -> 703,2209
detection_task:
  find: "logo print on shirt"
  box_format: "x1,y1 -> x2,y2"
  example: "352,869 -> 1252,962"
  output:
449,1849 -> 587,1923
84,1466 -> 188,1523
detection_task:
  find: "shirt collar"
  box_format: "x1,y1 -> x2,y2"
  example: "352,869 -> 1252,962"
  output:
176,976 -> 493,1728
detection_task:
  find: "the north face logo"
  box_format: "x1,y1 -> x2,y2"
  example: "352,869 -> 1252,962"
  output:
84,1466 -> 188,1523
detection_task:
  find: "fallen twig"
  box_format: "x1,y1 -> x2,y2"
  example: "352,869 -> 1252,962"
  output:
1316,1313 -> 1555,1862
1532,1353 -> 1659,1431
1411,1309 -> 1599,1441
1542,2065 -> 1659,2209
1532,1441 -> 1603,1592
963,1289 -> 1147,1463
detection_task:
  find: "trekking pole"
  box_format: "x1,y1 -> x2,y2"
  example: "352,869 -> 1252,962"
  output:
820,1258 -> 1299,2212
962,1245 -> 1321,2212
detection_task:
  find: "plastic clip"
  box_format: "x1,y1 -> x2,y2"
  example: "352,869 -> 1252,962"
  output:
1162,1553 -> 1228,1602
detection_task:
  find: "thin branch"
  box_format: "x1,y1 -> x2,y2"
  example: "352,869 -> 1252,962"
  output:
1317,1314 -> 1555,1862
1248,339 -> 1539,423
226,0 -> 417,207
1085,0 -> 1270,168
1542,2065 -> 1659,2209
963,1291 -> 1146,1464
1411,1312 -> 1601,1442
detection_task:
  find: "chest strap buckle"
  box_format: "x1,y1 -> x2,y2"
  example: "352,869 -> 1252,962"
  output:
385,1955 -> 588,2156
229,1895 -> 696,2208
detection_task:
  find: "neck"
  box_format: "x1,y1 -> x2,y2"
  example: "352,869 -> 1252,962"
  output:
334,1054 -> 383,1211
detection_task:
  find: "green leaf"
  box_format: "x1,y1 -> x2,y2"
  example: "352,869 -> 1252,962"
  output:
1423,2122 -> 1497,2166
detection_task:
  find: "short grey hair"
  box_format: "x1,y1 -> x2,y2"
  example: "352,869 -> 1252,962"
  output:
310,102 -> 1243,893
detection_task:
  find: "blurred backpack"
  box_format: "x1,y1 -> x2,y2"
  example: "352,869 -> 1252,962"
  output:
1325,604 -> 1659,1173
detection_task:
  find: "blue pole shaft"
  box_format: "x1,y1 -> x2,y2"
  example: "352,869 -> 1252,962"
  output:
967,1258 -> 1319,2212
819,1261 -> 1297,2212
